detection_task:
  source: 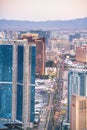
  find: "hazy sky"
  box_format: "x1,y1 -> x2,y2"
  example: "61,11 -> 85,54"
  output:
0,0 -> 87,21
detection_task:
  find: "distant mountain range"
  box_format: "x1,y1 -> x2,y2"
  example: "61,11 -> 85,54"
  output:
0,17 -> 87,30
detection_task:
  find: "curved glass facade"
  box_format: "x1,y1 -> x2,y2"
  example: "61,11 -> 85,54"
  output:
0,45 -> 13,82
16,46 -> 24,121
0,43 -> 36,124
68,70 -> 87,121
0,45 -> 13,119
0,84 -> 12,119
16,84 -> 23,121
30,46 -> 36,122
17,46 -> 24,83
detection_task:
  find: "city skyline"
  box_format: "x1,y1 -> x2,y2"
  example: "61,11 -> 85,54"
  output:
0,0 -> 87,21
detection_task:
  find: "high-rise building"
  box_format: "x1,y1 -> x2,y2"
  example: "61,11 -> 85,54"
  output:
20,34 -> 46,75
76,44 -> 87,63
71,95 -> 87,130
0,39 -> 36,128
68,68 -> 87,121
30,30 -> 50,46
35,38 -> 45,75
73,38 -> 87,51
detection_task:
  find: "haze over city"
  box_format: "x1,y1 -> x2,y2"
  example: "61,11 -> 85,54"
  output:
0,0 -> 87,130
0,0 -> 87,21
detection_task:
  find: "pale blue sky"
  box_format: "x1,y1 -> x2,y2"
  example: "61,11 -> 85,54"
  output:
0,0 -> 87,21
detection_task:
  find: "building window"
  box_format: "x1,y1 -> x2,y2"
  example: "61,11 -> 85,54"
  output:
79,100 -> 86,110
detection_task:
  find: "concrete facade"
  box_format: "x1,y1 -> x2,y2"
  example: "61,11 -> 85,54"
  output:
76,45 -> 87,63
71,95 -> 87,130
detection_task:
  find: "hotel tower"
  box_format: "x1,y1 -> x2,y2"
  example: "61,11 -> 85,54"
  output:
0,39 -> 36,129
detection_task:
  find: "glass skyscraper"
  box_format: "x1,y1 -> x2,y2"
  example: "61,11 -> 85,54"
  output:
16,45 -> 24,121
29,46 -> 36,122
68,68 -> 87,121
0,45 -> 13,119
0,39 -> 36,128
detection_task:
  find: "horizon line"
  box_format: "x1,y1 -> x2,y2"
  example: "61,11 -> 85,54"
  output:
0,16 -> 87,22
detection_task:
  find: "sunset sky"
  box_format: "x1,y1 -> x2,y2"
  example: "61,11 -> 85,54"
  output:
0,0 -> 87,21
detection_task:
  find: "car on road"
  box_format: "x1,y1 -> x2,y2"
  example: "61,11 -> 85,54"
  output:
34,113 -> 40,127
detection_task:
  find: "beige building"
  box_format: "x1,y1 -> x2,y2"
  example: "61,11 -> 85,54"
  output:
71,95 -> 87,130
76,44 -> 87,63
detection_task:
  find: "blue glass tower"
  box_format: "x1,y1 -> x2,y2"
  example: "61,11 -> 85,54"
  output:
68,69 -> 87,121
16,46 -> 24,121
0,45 -> 13,119
29,46 -> 36,122
0,40 -> 36,128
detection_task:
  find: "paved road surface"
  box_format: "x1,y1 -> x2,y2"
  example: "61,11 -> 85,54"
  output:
34,106 -> 47,130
